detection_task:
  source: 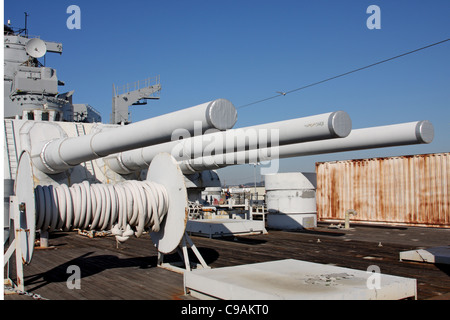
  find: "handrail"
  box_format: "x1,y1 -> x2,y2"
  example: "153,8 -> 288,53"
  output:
114,75 -> 161,96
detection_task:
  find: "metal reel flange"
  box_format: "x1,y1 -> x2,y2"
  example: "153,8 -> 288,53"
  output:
14,151 -> 36,264
147,153 -> 188,254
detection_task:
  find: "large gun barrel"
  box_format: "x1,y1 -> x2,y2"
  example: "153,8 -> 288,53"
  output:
105,111 -> 352,174
178,120 -> 434,174
31,99 -> 237,173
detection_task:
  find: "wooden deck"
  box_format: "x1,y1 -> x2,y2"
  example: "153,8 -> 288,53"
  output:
4,222 -> 450,300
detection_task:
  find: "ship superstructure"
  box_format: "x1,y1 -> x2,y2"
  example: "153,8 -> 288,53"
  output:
3,23 -> 101,123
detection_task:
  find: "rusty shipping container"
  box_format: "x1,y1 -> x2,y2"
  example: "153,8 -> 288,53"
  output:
316,153 -> 449,228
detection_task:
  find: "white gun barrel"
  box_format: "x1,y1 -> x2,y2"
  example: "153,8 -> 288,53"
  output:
106,111 -> 352,174
32,99 -> 237,173
178,120 -> 434,174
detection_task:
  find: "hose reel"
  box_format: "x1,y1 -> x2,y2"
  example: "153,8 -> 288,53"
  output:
13,151 -> 189,264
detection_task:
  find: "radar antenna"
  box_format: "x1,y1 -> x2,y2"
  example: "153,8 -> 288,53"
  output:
25,38 -> 47,58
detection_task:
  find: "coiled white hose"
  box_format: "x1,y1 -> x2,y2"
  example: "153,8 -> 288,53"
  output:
35,180 -> 169,242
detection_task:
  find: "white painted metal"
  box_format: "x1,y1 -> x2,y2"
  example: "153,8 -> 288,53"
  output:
186,219 -> 267,238
157,231 -> 210,273
34,179 -> 169,238
14,151 -> 36,264
4,119 -> 19,179
16,151 -> 188,256
272,120 -> 434,157
148,153 -> 189,254
265,172 -> 317,230
344,209 -> 357,229
32,99 -> 237,174
4,179 -> 14,244
265,176 -> 316,214
4,196 -> 25,292
400,246 -> 450,264
108,111 -> 352,174
25,38 -> 47,58
178,120 -> 434,174
267,213 -> 317,230
184,259 -> 417,300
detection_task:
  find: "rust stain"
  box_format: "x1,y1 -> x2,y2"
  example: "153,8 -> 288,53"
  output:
316,153 -> 450,228
171,290 -> 186,300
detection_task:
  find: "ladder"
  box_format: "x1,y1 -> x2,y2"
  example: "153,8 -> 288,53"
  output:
4,119 -> 18,179
75,123 -> 95,178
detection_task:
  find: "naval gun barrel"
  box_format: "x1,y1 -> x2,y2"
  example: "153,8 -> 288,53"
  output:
178,120 -> 434,174
105,111 -> 352,174
32,99 -> 237,174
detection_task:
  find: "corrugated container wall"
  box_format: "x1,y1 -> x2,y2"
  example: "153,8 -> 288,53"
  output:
316,153 -> 449,228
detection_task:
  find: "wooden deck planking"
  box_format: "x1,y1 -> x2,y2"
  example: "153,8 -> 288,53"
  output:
186,226 -> 450,299
4,223 -> 449,300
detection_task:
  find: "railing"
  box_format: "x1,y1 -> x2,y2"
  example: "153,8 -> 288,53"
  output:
113,75 -> 161,97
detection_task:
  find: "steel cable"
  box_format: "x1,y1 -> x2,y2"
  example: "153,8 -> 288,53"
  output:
237,38 -> 450,109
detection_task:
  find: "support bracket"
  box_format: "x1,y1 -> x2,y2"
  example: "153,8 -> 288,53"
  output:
4,196 -> 26,292
157,232 -> 210,274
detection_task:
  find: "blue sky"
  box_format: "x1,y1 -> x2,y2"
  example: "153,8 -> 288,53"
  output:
4,0 -> 450,185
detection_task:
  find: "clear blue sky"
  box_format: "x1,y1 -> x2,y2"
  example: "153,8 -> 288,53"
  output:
4,0 -> 450,185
